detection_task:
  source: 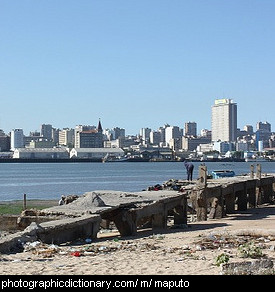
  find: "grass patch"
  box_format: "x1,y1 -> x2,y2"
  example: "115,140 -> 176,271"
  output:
0,200 -> 58,215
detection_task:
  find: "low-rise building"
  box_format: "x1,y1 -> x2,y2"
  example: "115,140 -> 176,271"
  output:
70,148 -> 124,159
13,148 -> 69,159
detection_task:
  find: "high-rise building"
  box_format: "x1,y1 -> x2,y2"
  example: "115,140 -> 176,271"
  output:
59,128 -> 74,147
255,121 -> 271,149
41,124 -> 53,141
10,129 -> 24,150
184,122 -> 197,137
211,99 -> 237,142
244,125 -> 254,135
140,128 -> 151,144
256,121 -> 271,133
165,126 -> 182,146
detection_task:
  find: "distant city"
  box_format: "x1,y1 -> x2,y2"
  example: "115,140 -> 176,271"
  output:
0,99 -> 274,162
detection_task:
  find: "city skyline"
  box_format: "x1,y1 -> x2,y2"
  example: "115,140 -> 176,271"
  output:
1,1 -> 275,135
2,113 -> 273,138
0,96 -> 273,138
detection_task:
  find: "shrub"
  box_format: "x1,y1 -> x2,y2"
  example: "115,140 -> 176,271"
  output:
215,253 -> 230,266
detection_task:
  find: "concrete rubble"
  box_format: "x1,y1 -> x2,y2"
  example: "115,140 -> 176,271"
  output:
0,166 -> 274,255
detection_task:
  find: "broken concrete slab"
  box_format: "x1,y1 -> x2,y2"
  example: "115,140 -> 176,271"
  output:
221,259 -> 274,275
0,214 -> 101,253
37,214 -> 101,244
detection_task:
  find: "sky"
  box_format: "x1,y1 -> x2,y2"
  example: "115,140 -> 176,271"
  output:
0,0 -> 274,135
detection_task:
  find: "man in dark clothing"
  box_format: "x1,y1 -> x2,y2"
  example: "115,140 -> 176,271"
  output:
184,160 -> 194,181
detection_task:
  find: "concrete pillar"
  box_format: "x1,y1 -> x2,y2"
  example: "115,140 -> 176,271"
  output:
209,187 -> 224,219
256,187 -> 262,206
23,194 -> 27,210
152,213 -> 167,229
113,210 -> 137,236
247,188 -> 256,208
224,192 -> 235,213
198,165 -> 207,188
262,184 -> 273,203
173,198 -> 187,225
236,189 -> 247,211
256,164 -> 262,179
196,188 -> 208,221
250,165 -> 255,178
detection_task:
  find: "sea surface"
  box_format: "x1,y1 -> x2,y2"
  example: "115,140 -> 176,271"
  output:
0,161 -> 274,201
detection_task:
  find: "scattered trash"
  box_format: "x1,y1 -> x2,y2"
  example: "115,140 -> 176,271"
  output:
71,251 -> 81,257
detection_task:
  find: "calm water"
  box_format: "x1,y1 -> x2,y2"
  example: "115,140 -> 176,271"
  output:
0,162 -> 274,201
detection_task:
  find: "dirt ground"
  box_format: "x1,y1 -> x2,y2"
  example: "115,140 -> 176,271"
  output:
0,204 -> 275,275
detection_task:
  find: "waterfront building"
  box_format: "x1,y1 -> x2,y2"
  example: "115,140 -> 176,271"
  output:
70,147 -> 124,159
236,141 -> 249,152
10,129 -> 24,150
196,143 -> 214,153
211,99 -> 237,142
213,141 -> 235,154
13,148 -> 69,159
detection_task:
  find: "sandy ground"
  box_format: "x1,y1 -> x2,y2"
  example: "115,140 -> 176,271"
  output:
0,204 -> 275,275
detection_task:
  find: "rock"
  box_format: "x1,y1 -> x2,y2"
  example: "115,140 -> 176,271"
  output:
23,222 -> 43,236
221,259 -> 274,275
91,192 -> 107,207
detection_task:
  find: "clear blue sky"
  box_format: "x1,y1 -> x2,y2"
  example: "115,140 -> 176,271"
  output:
0,0 -> 274,135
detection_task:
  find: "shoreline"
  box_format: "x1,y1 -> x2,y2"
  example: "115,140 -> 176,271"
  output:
0,199 -> 59,215
0,158 -> 254,163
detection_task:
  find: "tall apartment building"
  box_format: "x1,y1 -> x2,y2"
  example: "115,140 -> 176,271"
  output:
41,124 -> 53,140
165,126 -> 182,146
184,122 -> 197,137
0,130 -> 10,151
59,128 -> 74,147
256,121 -> 271,133
256,121 -> 272,149
140,128 -> 151,144
211,99 -> 237,142
244,125 -> 254,135
10,129 -> 24,150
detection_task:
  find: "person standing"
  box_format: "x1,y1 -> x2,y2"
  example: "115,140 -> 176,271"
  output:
184,160 -> 194,181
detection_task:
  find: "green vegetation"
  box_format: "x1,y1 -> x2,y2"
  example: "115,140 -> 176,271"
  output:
215,253 -> 230,266
237,241 -> 264,258
0,200 -> 58,215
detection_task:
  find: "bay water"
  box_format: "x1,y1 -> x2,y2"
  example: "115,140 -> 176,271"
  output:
0,161 -> 274,201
